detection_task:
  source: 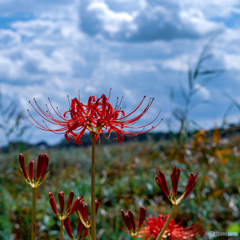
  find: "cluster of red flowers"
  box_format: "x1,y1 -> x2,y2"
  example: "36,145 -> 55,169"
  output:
121,207 -> 146,238
156,165 -> 199,205
20,91 -> 205,240
48,190 -> 100,239
19,153 -> 49,187
140,214 -> 205,240
27,90 -> 162,145
48,191 -> 83,217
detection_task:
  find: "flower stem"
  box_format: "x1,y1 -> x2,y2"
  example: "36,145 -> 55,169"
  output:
87,228 -> 92,240
91,132 -> 96,240
59,220 -> 64,240
156,204 -> 177,240
31,187 -> 36,240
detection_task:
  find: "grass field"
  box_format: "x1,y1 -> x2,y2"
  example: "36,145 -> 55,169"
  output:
0,129 -> 240,239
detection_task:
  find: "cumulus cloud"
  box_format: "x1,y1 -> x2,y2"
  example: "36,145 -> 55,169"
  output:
79,0 -> 223,42
0,0 -> 239,145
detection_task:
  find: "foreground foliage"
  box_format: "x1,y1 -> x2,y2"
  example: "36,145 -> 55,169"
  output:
0,129 -> 240,239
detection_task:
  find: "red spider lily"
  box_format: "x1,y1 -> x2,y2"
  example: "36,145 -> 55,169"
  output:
19,153 -> 49,187
121,207 -> 146,238
77,200 -> 100,228
27,90 -> 162,145
156,165 -> 199,205
48,191 -> 84,217
140,214 -> 205,240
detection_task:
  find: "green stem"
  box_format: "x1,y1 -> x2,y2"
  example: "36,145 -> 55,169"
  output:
59,220 -> 64,240
31,188 -> 36,240
91,133 -> 96,240
156,204 -> 177,240
132,237 -> 136,240
87,228 -> 92,240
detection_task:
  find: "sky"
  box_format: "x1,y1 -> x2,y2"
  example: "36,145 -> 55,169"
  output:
1,0 -> 240,146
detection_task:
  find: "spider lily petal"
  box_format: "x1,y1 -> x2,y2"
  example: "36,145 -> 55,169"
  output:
19,154 -> 29,180
171,165 -> 180,197
66,190 -> 74,213
58,191 -> 65,215
49,192 -> 58,215
155,168 -> 171,198
28,161 -> 34,181
64,217 -> 74,239
40,153 -> 49,179
184,172 -> 199,199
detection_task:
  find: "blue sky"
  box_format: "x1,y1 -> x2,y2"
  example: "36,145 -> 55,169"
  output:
1,0 -> 240,146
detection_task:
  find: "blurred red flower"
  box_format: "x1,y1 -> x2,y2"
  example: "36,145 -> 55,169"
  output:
27,90 -> 162,145
140,214 -> 205,240
156,165 -> 199,204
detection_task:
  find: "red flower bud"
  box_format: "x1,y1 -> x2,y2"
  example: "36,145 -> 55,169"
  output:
28,161 -> 34,181
155,168 -> 170,198
36,154 -> 43,180
68,197 -> 81,215
49,192 -> 58,215
58,191 -> 65,215
122,207 -> 146,234
66,191 -> 74,213
126,215 -> 133,231
19,154 -> 29,180
95,200 -> 100,216
82,228 -> 88,239
128,210 -> 136,231
121,210 -> 128,229
84,204 -> 89,222
77,219 -> 85,239
40,153 -> 49,178
171,165 -> 180,196
138,206 -> 146,228
78,201 -> 85,219
184,172 -> 199,199
121,210 -> 133,232
64,217 -> 74,238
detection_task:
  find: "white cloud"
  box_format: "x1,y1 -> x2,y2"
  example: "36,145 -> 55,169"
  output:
0,29 -> 21,47
160,55 -> 189,71
195,83 -> 210,100
223,54 -> 240,71
87,1 -> 137,35
0,0 -> 239,145
0,54 -> 23,79
179,8 -> 223,35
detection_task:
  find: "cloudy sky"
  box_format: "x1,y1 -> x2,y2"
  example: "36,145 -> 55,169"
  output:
1,0 -> 240,146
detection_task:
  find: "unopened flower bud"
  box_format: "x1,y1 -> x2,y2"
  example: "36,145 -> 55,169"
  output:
58,191 -> 65,215
77,218 -> 85,239
66,190 -> 74,213
64,217 -> 74,238
28,161 -> 34,181
138,206 -> 146,228
68,197 -> 81,215
40,153 -> 49,178
49,192 -> 58,215
128,210 -> 136,231
36,154 -> 43,180
95,200 -> 100,215
184,172 -> 199,199
156,168 -> 170,198
171,165 -> 180,196
84,204 -> 89,221
19,154 -> 29,180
